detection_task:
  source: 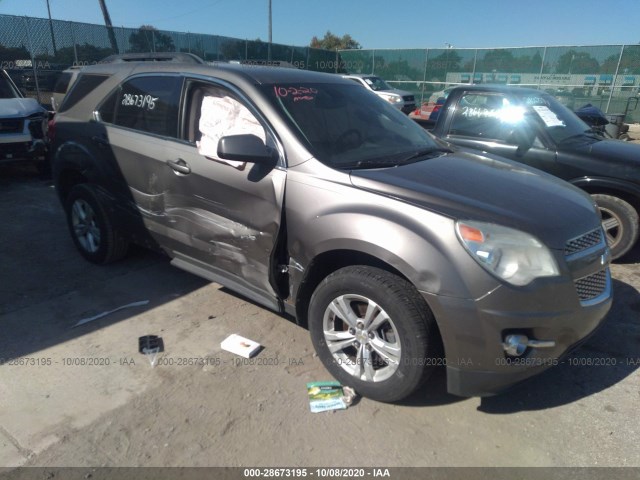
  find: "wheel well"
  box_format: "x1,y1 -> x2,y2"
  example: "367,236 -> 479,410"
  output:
294,250 -> 409,328
580,186 -> 640,214
56,169 -> 88,203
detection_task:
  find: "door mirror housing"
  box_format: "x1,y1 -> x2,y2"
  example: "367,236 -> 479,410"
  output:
217,134 -> 277,166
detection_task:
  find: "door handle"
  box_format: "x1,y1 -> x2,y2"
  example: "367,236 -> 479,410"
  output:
166,159 -> 191,175
91,135 -> 109,148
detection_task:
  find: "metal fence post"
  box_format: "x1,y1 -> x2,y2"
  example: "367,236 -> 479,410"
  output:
471,49 -> 478,84
24,16 -> 42,103
421,48 -> 429,104
606,44 -> 625,113
537,46 -> 547,89
70,21 -> 78,65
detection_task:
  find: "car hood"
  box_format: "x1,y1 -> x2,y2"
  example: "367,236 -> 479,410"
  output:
571,138 -> 640,168
0,98 -> 46,117
350,150 -> 600,250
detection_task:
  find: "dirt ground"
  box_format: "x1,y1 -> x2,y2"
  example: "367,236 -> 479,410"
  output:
0,163 -> 639,471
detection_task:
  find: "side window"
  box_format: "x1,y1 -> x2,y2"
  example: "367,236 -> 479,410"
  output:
58,74 -> 110,112
449,93 -> 512,141
185,82 -> 268,167
53,72 -> 72,94
99,75 -> 182,138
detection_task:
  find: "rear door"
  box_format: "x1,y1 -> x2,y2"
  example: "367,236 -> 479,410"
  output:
97,74 -> 285,309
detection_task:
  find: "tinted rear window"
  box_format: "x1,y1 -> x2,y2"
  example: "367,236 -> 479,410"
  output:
53,72 -> 72,94
98,75 -> 183,139
59,74 -> 110,113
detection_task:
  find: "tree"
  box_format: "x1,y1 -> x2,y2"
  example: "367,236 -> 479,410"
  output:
128,26 -> 175,53
310,31 -> 361,50
602,45 -> 640,74
556,50 -> 599,74
476,49 -> 516,72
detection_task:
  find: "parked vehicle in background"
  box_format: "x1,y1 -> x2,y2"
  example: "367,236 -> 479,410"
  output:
51,66 -> 83,111
51,62 -> 611,402
342,73 -> 416,114
0,69 -> 49,172
428,85 -> 640,259
410,86 -> 455,124
20,68 -> 60,92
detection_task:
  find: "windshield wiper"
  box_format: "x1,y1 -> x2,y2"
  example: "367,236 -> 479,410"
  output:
337,158 -> 406,169
398,147 -> 454,164
336,147 -> 453,170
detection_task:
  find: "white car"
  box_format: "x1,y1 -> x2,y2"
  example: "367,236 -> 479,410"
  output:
0,69 -> 48,172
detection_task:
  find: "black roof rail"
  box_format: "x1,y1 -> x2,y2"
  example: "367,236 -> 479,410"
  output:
99,52 -> 205,64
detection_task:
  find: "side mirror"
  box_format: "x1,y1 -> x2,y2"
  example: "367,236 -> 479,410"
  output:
217,134 -> 277,166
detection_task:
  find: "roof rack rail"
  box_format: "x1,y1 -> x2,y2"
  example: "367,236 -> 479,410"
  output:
99,52 -> 205,64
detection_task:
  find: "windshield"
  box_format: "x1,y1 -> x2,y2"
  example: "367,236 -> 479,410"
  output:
363,76 -> 392,92
261,82 -> 440,169
0,75 -> 21,99
517,92 -> 593,144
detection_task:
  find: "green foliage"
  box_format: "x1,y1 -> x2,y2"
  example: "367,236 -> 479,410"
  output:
0,44 -> 30,62
310,31 -> 361,50
128,25 -> 175,53
555,50 -> 600,74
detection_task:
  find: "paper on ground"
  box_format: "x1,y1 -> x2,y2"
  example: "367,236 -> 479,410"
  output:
220,333 -> 261,358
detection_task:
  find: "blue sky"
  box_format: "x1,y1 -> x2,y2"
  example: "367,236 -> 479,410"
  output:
1,0 -> 639,49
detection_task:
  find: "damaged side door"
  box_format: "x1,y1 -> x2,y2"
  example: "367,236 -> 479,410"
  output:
162,79 -> 286,311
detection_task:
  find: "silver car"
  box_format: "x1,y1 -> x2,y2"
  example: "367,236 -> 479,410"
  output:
342,73 -> 416,114
51,61 -> 611,402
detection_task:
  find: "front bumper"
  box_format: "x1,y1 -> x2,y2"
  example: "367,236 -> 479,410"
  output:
0,139 -> 47,163
420,268 -> 612,397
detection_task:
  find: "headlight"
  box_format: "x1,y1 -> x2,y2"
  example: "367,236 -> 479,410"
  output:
456,220 -> 559,286
386,95 -> 403,104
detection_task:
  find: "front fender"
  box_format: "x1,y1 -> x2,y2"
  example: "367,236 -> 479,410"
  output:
570,176 -> 640,199
285,168 -> 499,302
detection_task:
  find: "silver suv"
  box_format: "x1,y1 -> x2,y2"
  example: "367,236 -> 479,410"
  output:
0,69 -> 48,171
342,74 -> 416,114
51,61 -> 611,402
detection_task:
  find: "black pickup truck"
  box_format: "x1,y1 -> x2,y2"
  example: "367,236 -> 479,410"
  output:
425,85 -> 640,260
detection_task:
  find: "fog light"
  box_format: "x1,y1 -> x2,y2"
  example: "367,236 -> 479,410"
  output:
503,334 -> 529,356
503,334 -> 557,357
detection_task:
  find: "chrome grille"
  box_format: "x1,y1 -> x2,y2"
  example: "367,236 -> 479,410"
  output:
565,228 -> 603,256
575,270 -> 608,301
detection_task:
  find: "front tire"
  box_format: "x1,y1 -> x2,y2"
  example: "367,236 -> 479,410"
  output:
64,184 -> 129,264
592,194 -> 639,260
308,266 -> 440,402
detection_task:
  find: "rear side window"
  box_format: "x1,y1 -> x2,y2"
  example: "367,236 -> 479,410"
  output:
99,75 -> 182,138
59,74 -> 110,113
53,72 -> 72,94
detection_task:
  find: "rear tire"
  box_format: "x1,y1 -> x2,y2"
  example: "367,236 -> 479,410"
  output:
64,184 -> 129,264
592,193 -> 639,260
308,266 -> 440,402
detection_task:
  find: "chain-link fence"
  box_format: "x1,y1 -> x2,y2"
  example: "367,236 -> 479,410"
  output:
4,14 -> 640,122
0,14 -> 337,106
340,45 -> 640,122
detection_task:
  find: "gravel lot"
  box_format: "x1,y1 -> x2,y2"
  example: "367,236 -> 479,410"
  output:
0,163 -> 639,471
